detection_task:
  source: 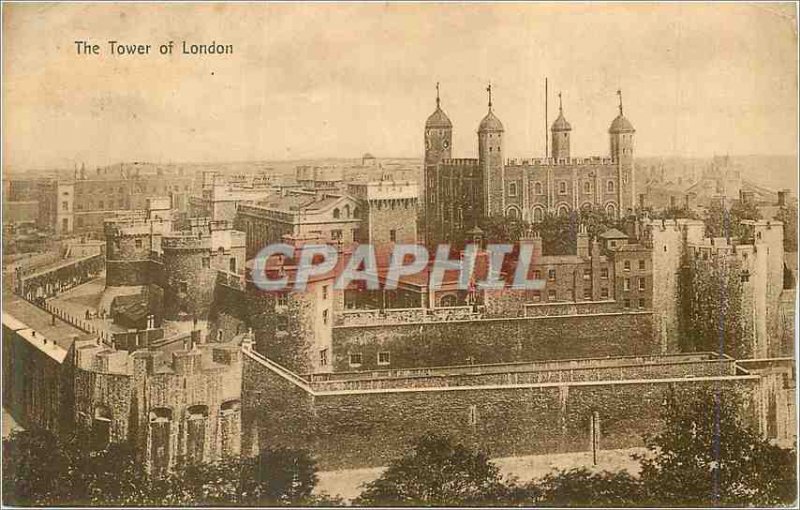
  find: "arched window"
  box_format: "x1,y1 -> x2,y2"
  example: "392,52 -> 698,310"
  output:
558,204 -> 570,217
583,182 -> 591,194
439,294 -> 458,307
93,405 -> 112,450
333,208 -> 340,219
534,182 -> 543,195
532,207 -> 544,223
607,180 -> 615,193
559,182 -> 567,195
605,203 -> 617,218
508,182 -> 517,197
344,204 -> 351,218
506,206 -> 520,219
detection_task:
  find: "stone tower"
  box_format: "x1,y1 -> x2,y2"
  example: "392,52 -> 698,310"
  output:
423,83 -> 453,242
478,83 -> 505,217
551,92 -> 572,161
609,89 -> 636,217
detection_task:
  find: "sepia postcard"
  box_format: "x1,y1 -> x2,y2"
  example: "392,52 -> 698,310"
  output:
1,2 -> 798,507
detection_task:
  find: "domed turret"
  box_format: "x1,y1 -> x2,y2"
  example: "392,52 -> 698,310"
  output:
609,114 -> 635,134
478,82 -> 505,216
478,82 -> 504,133
551,92 -> 571,160
478,110 -> 504,133
426,107 -> 452,129
609,89 -> 635,162
609,89 -> 635,134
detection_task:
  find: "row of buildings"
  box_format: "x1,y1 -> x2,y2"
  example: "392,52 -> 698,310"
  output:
2,86 -> 795,475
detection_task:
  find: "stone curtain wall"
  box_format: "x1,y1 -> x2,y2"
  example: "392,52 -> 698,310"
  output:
331,312 -> 655,372
2,323 -> 70,435
242,351 -> 759,471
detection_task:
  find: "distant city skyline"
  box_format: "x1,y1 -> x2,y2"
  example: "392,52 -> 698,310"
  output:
3,3 -> 797,172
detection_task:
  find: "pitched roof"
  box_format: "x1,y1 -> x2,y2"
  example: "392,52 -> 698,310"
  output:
599,228 -> 629,240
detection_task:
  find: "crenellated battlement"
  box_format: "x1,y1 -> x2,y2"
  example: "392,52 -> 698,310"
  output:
506,156 -> 615,167
441,158 -> 480,166
161,235 -> 211,251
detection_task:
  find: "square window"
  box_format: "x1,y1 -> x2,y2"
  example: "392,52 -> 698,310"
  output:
638,259 -> 646,270
583,268 -> 591,280
638,298 -> 646,309
390,229 -> 397,242
624,278 -> 631,291
349,353 -> 363,367
623,298 -> 631,308
331,229 -> 342,240
548,289 -> 556,301
135,239 -> 143,249
378,351 -> 390,365
548,269 -> 556,281
468,404 -> 478,425
202,257 -> 210,269
623,260 -> 631,271
277,316 -> 289,332
322,285 -> 329,300
531,291 -> 541,302
319,349 -> 328,367
583,288 -> 591,299
601,287 -> 609,298
276,293 -> 288,307
322,309 -> 329,325
601,268 -> 609,279
533,269 -> 542,280
639,278 -> 646,291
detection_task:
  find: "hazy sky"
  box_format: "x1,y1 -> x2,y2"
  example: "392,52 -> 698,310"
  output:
3,2 -> 797,171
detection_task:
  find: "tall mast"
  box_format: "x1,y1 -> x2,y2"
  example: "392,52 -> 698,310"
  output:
545,77 -> 549,158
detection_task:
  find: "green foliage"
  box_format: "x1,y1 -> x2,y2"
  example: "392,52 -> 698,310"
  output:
704,199 -> 761,239
524,467 -> 644,507
678,251 -> 747,357
773,204 -> 798,252
2,430 -> 78,506
647,205 -> 701,220
480,215 -> 530,244
244,447 -> 319,504
354,433 -> 507,506
637,388 -> 796,507
2,429 -> 326,507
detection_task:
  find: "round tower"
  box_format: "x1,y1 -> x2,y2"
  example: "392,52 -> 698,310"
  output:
551,92 -> 572,161
161,234 -> 217,320
424,83 -> 452,167
609,89 -> 635,164
423,83 -> 453,244
609,89 -> 636,216
478,83 -> 504,217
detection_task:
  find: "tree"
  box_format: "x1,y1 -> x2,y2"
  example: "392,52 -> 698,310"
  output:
524,467 -> 644,507
704,199 -> 761,239
3,429 -> 329,507
637,388 -> 796,507
480,215 -> 530,244
2,430 -> 79,506
678,251 -> 747,356
354,433 -> 507,506
773,203 -> 798,252
242,447 -> 320,505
